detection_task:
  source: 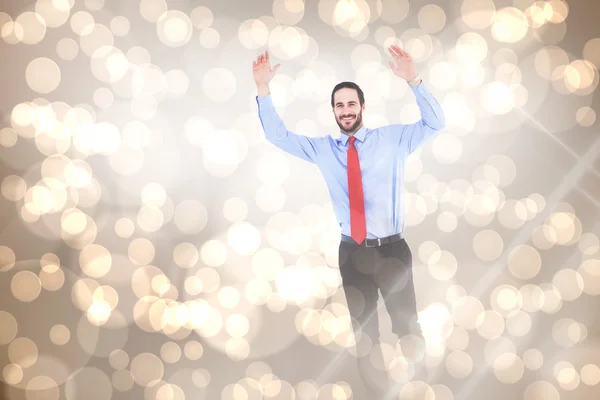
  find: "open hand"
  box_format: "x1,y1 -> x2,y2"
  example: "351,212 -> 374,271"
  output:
252,50 -> 280,87
388,45 -> 417,82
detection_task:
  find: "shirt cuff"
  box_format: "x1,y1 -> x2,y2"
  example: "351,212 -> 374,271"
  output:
256,94 -> 273,107
410,80 -> 429,97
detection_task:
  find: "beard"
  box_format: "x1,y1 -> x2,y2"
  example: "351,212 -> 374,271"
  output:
336,111 -> 363,134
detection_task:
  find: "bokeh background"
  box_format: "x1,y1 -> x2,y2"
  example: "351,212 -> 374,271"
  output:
1,0 -> 600,399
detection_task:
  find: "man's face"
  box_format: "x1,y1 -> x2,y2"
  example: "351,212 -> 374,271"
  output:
332,88 -> 364,134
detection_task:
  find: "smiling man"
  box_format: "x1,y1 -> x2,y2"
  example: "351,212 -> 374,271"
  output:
333,83 -> 364,132
253,46 -> 446,397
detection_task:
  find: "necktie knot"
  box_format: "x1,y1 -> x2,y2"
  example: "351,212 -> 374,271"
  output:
349,136 -> 355,145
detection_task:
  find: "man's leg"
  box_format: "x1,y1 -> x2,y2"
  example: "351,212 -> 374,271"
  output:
338,240 -> 389,397
376,239 -> 427,380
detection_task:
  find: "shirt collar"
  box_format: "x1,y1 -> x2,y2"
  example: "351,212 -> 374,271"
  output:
338,125 -> 368,146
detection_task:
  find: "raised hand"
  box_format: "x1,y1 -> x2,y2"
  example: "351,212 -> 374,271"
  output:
388,45 -> 418,82
252,50 -> 280,87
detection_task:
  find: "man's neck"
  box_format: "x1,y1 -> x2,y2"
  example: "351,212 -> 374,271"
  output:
341,125 -> 363,137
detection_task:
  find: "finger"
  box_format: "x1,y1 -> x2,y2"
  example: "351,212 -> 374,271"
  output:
388,61 -> 396,72
272,63 -> 280,74
393,45 -> 407,58
396,46 -> 407,59
388,46 -> 399,59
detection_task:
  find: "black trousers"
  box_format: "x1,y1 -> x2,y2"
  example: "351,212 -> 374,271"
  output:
338,237 -> 424,397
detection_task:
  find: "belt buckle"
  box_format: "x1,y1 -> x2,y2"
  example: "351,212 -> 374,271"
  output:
365,238 -> 381,247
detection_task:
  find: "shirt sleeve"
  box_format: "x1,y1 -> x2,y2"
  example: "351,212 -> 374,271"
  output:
380,82 -> 446,154
256,94 -> 321,163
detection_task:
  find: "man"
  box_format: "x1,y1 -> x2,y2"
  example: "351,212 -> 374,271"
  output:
252,46 -> 445,397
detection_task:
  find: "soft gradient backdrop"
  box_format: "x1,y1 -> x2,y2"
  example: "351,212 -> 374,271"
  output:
1,0 -> 599,399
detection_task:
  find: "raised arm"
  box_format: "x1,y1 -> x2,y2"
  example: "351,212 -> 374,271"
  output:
253,51 -> 321,163
381,45 -> 446,154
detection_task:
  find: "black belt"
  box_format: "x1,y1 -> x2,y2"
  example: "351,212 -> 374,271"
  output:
341,233 -> 404,247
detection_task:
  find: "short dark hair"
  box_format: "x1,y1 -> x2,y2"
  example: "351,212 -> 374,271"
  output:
331,81 -> 365,107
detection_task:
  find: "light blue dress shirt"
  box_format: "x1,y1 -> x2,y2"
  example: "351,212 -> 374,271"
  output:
256,82 -> 446,240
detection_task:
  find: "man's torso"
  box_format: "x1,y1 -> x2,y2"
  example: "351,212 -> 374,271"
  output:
313,128 -> 409,239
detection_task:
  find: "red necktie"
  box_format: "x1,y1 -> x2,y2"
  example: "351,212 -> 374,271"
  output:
347,136 -> 366,244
